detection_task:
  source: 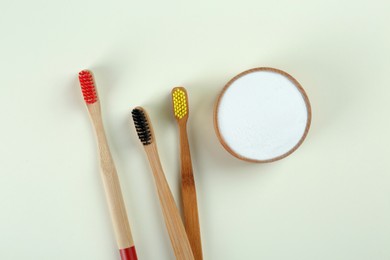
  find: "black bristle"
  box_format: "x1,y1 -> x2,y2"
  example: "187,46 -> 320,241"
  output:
132,108 -> 152,145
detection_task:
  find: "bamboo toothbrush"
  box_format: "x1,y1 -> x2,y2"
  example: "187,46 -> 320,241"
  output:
131,107 -> 195,260
171,87 -> 203,260
78,70 -> 137,260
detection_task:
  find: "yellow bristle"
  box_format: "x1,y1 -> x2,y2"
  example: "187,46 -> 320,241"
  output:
172,89 -> 187,119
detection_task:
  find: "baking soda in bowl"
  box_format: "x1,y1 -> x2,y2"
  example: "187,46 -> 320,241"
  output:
214,68 -> 311,163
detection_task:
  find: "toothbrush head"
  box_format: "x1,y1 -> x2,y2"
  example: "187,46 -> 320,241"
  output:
132,107 -> 153,146
78,70 -> 98,104
172,87 -> 189,121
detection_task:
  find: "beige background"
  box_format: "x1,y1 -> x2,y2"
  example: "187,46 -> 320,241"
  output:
0,0 -> 389,259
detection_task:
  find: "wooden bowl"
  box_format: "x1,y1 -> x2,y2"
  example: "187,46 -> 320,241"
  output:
214,67 -> 312,163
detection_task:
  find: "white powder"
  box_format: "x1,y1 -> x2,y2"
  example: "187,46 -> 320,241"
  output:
217,70 -> 309,161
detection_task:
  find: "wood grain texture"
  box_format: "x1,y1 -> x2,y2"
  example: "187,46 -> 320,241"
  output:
144,143 -> 195,260
172,87 -> 203,260
178,123 -> 203,260
137,106 -> 194,260
87,102 -> 135,250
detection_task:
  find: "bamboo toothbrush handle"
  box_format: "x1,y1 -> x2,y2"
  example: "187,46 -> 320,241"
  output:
88,103 -> 136,258
145,144 -> 195,260
179,124 -> 203,260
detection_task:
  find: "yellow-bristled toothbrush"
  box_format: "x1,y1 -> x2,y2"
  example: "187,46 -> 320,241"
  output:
171,87 -> 203,260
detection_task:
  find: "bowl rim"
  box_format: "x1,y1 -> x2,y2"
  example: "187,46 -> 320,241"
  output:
213,67 -> 312,163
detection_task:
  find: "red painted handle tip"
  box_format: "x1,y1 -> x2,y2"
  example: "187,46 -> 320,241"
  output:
119,246 -> 137,260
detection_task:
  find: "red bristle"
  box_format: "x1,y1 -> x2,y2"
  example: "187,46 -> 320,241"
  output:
78,70 -> 98,104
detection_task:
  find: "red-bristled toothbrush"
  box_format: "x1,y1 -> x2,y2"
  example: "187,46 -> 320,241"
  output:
78,70 -> 137,260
